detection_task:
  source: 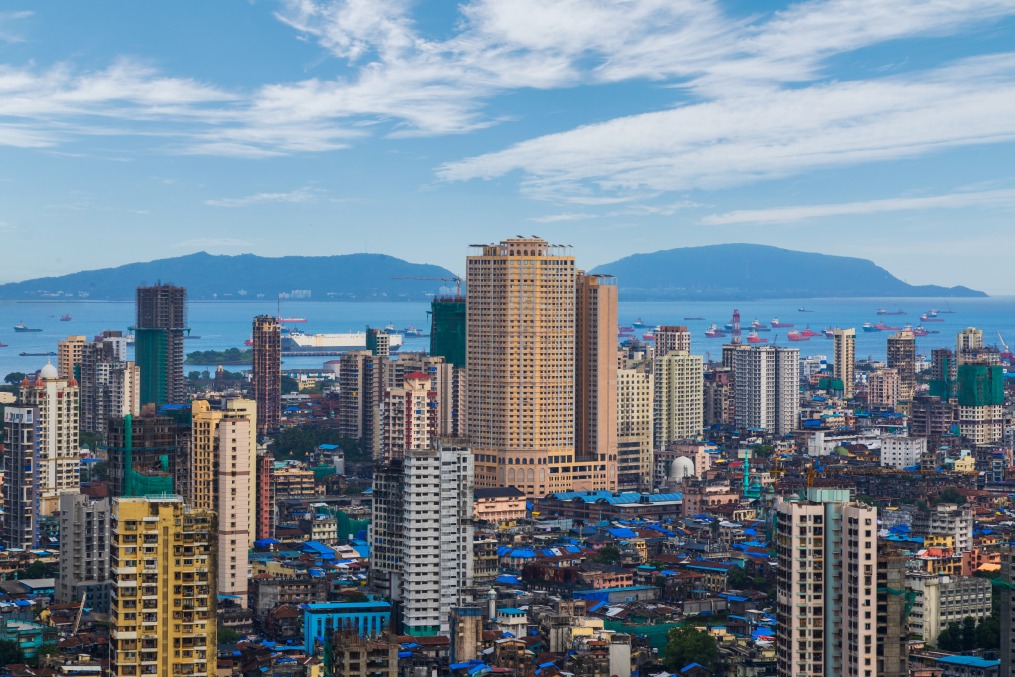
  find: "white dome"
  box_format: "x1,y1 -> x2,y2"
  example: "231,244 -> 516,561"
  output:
39,362 -> 58,379
670,456 -> 695,480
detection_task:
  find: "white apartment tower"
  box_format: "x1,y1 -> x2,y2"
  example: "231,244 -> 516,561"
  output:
381,372 -> 438,461
833,328 -> 856,399
19,363 -> 80,515
653,351 -> 704,446
734,346 -> 799,435
617,363 -> 653,492
371,439 -> 474,636
775,488 -> 878,677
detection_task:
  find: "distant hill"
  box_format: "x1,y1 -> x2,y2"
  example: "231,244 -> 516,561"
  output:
589,244 -> 986,300
0,252 -> 458,301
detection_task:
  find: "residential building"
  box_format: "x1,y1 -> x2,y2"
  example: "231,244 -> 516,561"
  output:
109,496 -> 216,677
887,331 -> 917,401
867,368 -> 900,410
654,325 -> 692,357
877,549 -> 909,677
393,353 -> 467,438
617,363 -> 653,492
734,346 -> 799,435
79,332 -> 140,438
329,632 -> 398,677
189,399 -> 255,605
371,439 -> 474,635
19,363 -> 80,515
775,488 -> 877,677
473,487 -> 527,524
430,295 -> 466,368
957,327 -> 984,357
833,328 -> 856,398
106,414 -> 179,498
57,335 -> 87,381
134,284 -> 187,406
57,493 -> 110,613
907,572 -> 993,644
381,372 -> 437,462
703,367 -> 735,427
338,350 -> 389,460
912,504 -> 974,554
1000,549 -> 1015,677
880,435 -> 927,469
2,405 -> 41,549
252,315 -> 281,436
302,602 -> 392,653
653,350 -> 704,447
467,237 -> 579,495
956,363 -> 1005,444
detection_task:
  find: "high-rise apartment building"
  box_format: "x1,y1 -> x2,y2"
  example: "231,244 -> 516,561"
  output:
957,327 -> 983,354
574,273 -> 618,491
106,414 -> 179,498
57,335 -> 87,380
371,440 -> 474,636
867,368 -> 900,410
338,350 -> 389,460
251,315 -> 281,436
189,399 -> 255,603
653,351 -> 704,446
19,363 -> 80,515
2,405 -> 40,549
57,493 -> 110,612
833,328 -> 856,399
775,488 -> 877,677
617,363 -> 653,492
1000,549 -> 1015,677
381,372 -> 438,461
109,496 -> 216,677
80,333 -> 140,438
467,237 -> 616,495
430,296 -> 466,368
734,346 -> 799,435
654,326 -> 691,357
886,330 -> 916,401
877,548 -> 910,677
135,284 -> 187,406
390,353 -> 466,438
956,363 -> 1005,445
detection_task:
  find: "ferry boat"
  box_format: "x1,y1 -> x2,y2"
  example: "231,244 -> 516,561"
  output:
13,322 -> 42,333
799,327 -> 821,338
282,330 -> 404,354
786,330 -> 809,341
862,322 -> 880,332
771,318 -> 794,328
704,324 -> 727,338
746,330 -> 768,344
60,313 -> 71,322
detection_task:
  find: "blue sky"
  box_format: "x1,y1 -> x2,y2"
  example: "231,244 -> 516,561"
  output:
1,1 -> 1014,292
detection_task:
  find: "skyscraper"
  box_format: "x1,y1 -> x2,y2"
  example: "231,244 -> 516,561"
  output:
574,273 -> 618,491
886,330 -> 916,401
2,404 -> 40,549
252,315 -> 281,436
430,296 -> 466,367
775,488 -> 877,677
338,350 -> 389,460
135,284 -> 187,406
468,237 -> 607,495
57,335 -> 87,380
106,414 -> 179,498
381,372 -> 438,462
109,496 -> 217,677
833,328 -> 856,399
57,493 -> 110,612
371,439 -> 474,636
653,351 -> 704,446
79,332 -> 140,438
734,346 -> 799,435
654,325 -> 691,357
19,363 -> 80,515
617,363 -> 653,492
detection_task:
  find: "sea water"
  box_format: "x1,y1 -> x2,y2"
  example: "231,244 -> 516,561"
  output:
1,297 -> 1014,377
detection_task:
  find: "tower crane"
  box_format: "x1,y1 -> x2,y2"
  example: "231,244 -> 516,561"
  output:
391,276 -> 463,299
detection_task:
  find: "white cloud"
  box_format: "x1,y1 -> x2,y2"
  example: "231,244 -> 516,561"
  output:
527,212 -> 596,223
702,188 -> 1015,225
439,53 -> 1015,200
0,10 -> 31,44
205,187 -> 323,207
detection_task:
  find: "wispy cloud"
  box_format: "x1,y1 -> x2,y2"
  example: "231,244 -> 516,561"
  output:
527,212 -> 595,223
0,10 -> 31,44
702,188 -> 1015,225
205,186 -> 323,207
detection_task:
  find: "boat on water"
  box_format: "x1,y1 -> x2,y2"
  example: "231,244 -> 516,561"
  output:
822,328 -> 836,338
862,322 -> 880,332
618,326 -> 634,334
244,338 -> 254,346
60,313 -> 71,322
13,322 -> 42,332
125,333 -> 135,345
184,335 -> 202,340
786,330 -> 809,341
279,317 -> 308,323
874,321 -> 902,331
771,318 -> 794,328
921,310 -> 945,322
282,330 -> 404,354
642,332 -> 655,341
798,307 -> 814,312
747,330 -> 768,344
632,317 -> 649,329
0,342 -> 8,347
705,324 -> 727,338
20,351 -> 57,357
750,319 -> 771,332
911,325 -> 930,337
683,317 -> 705,321
799,327 -> 821,338
402,325 -> 428,338
876,308 -> 906,316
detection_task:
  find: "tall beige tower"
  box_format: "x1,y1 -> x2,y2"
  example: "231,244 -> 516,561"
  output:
653,351 -> 704,446
20,363 -> 80,515
886,330 -> 916,401
833,328 -> 856,398
467,237 -> 578,496
654,326 -> 691,357
57,335 -> 87,380
190,399 -> 255,605
110,496 -> 216,677
574,273 -> 618,491
617,362 -> 653,492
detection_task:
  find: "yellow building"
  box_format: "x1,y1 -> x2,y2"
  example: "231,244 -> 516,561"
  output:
190,399 -> 255,605
616,362 -> 653,492
110,497 -> 216,677
57,335 -> 87,380
833,328 -> 856,399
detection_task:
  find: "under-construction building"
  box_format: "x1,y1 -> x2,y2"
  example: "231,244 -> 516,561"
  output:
252,315 -> 281,436
430,296 -> 466,367
135,284 -> 188,406
106,414 -> 179,498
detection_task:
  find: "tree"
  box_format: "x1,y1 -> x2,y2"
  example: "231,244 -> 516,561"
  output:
662,625 -> 719,672
594,545 -> 622,565
726,566 -> 748,590
0,639 -> 25,666
931,487 -> 966,506
218,625 -> 242,644
3,372 -> 26,385
281,375 -> 300,394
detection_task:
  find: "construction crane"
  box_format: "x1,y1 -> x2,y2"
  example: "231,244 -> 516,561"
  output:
72,592 -> 86,635
392,276 -> 463,298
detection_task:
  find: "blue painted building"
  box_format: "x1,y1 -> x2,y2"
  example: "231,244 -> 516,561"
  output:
302,601 -> 391,653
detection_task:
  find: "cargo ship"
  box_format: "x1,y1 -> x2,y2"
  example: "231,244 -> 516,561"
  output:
862,322 -> 880,332
60,313 -> 71,321
13,322 -> 42,332
920,310 -> 945,322
632,318 -> 649,329
771,318 -> 794,328
279,317 -> 308,323
750,319 -> 771,332
876,308 -> 906,315
282,330 -> 403,354
799,327 -> 821,338
704,324 -> 727,338
746,330 -> 768,344
786,330 -> 809,341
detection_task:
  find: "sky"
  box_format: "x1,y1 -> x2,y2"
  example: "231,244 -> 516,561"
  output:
1,1 -> 1014,293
